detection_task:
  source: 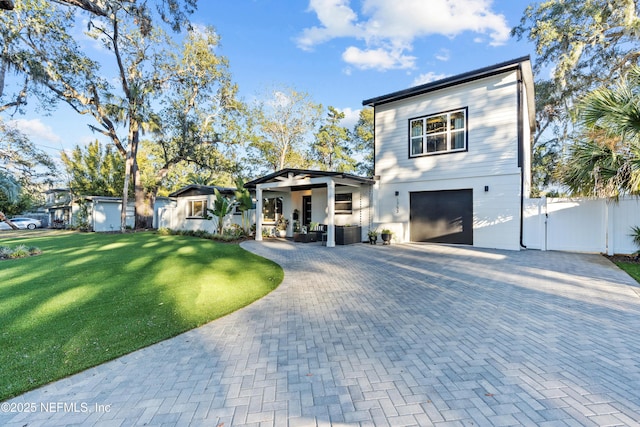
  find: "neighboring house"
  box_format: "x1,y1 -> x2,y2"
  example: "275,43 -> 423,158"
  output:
44,189 -> 134,231
363,56 -> 535,251
166,185 -> 243,234
45,188 -> 73,227
246,169 -> 375,247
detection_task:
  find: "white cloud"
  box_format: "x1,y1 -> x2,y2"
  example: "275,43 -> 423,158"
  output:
411,72 -> 449,87
435,49 -> 451,62
297,0 -> 510,70
342,46 -> 416,70
297,0 -> 361,51
8,119 -> 62,144
338,107 -> 360,129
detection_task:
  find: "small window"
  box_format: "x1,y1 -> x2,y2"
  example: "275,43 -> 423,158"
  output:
335,193 -> 352,214
409,108 -> 467,157
187,199 -> 206,218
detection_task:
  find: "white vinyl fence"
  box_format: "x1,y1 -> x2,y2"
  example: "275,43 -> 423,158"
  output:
524,197 -> 640,255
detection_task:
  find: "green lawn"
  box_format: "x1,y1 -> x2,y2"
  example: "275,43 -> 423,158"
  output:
0,231 -> 283,401
615,261 -> 640,284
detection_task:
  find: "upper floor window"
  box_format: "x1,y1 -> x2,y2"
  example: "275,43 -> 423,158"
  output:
410,108 -> 467,157
187,199 -> 206,218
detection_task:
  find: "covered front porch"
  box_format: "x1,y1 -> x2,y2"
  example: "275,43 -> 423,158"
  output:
245,169 -> 375,248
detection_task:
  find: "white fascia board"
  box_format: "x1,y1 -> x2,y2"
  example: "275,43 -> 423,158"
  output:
256,176 -> 335,190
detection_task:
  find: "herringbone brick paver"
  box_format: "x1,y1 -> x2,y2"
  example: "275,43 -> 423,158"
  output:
2,241 -> 640,426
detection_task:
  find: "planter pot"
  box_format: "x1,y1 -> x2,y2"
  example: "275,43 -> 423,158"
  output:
335,225 -> 362,245
277,229 -> 286,238
381,233 -> 392,245
294,232 -> 317,243
368,235 -> 377,245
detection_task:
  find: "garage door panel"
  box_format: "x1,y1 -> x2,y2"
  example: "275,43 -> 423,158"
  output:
410,190 -> 473,244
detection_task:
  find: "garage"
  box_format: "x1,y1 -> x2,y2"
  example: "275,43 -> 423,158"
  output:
410,189 -> 473,245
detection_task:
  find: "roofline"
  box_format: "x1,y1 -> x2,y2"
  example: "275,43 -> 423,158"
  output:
167,184 -> 236,198
244,168 -> 375,188
362,55 -> 532,107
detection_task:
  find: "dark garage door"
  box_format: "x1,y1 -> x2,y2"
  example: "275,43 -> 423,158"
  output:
410,189 -> 473,244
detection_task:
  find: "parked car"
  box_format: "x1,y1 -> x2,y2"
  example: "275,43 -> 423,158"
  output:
0,217 -> 42,230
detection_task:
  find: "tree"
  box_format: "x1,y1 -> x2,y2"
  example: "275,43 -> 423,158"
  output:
2,0 -> 199,231
311,106 -> 357,172
0,171 -> 19,229
1,0 -> 81,115
530,80 -> 565,196
147,26 -> 243,202
234,177 -> 253,234
0,118 -> 56,217
351,107 -> 374,176
207,188 -> 233,234
247,87 -> 322,174
61,140 -> 126,197
512,0 -> 640,193
561,66 -> 640,197
0,0 -> 197,113
513,0 -> 640,100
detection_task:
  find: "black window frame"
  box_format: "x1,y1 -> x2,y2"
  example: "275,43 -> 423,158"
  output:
408,107 -> 468,158
335,193 -> 352,214
262,197 -> 283,223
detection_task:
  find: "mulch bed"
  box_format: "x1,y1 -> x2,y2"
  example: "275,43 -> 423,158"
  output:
606,254 -> 640,264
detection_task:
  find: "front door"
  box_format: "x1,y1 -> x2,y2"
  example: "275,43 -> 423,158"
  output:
302,196 -> 312,229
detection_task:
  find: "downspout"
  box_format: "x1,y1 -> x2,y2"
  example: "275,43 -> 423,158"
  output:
517,67 -> 527,249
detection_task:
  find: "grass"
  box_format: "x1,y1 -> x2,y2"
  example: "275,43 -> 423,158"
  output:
615,261 -> 640,284
0,231 -> 283,401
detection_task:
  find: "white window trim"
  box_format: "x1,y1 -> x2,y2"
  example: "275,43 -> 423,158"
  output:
186,199 -> 207,219
409,107 -> 468,157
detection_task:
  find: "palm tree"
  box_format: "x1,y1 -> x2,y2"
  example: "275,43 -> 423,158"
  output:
562,67 -> 640,197
0,172 -> 19,229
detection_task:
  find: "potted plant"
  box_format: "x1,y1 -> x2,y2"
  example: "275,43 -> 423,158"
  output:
380,229 -> 393,245
367,228 -> 379,245
276,216 -> 289,238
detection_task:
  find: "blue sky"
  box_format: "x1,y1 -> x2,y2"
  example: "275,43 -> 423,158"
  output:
11,0 -> 535,167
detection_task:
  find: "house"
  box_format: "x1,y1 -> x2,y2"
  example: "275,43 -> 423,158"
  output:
44,189 -> 134,231
165,185 -> 243,234
45,188 -> 73,228
245,169 -> 375,247
162,56 -> 535,250
362,56 -> 535,251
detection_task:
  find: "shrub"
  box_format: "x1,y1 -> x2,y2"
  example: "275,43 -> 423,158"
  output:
0,245 -> 42,260
630,225 -> 640,255
8,245 -> 29,259
28,247 -> 42,256
223,224 -> 245,239
0,246 -> 12,259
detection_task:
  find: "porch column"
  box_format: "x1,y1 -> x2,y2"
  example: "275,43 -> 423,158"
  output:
327,180 -> 335,247
255,185 -> 263,241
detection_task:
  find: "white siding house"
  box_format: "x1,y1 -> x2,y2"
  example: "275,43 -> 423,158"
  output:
363,56 -> 535,250
44,189 -> 134,231
167,185 -> 245,234
246,169 -> 375,247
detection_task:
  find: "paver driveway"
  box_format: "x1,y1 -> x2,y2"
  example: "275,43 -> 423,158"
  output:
3,241 -> 640,426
